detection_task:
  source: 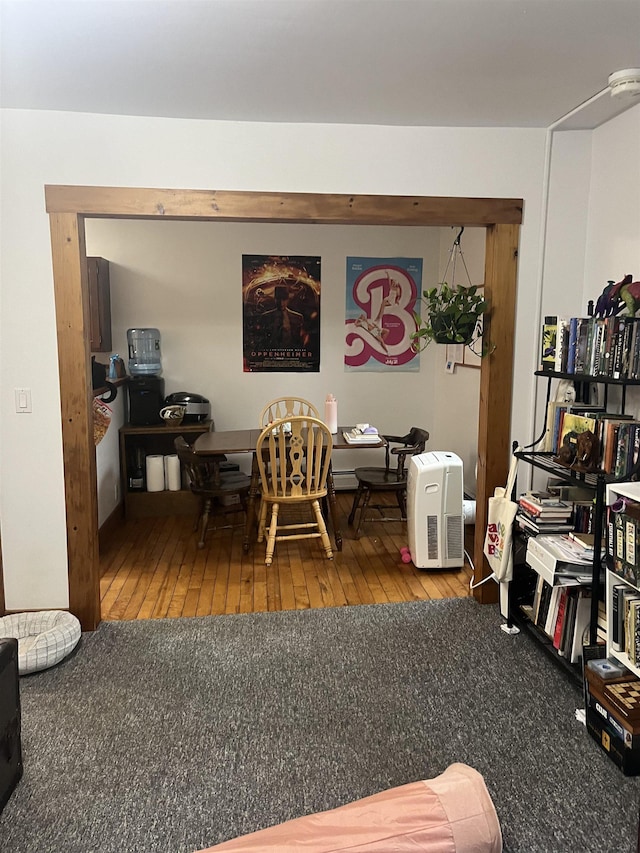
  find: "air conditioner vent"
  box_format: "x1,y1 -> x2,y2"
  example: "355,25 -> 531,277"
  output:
446,514 -> 464,560
427,515 -> 439,560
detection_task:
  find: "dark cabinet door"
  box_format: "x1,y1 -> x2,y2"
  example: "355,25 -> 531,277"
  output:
88,257 -> 112,352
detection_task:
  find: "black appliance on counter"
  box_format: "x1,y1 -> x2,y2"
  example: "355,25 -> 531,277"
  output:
164,392 -> 211,423
128,376 -> 165,425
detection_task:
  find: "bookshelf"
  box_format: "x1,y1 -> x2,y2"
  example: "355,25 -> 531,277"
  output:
509,451 -> 606,682
509,364 -> 640,682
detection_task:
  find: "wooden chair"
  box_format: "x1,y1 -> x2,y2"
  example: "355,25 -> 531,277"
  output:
257,398 -> 326,545
259,396 -> 319,427
174,436 -> 252,549
255,416 -> 333,566
347,427 -> 429,539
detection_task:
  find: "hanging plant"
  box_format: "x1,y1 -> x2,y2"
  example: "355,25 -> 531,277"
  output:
410,227 -> 492,355
411,282 -> 488,348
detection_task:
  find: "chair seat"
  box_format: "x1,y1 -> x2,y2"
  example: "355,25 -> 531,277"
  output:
191,472 -> 252,498
353,467 -> 406,489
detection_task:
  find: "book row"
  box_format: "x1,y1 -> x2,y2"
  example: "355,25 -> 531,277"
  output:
607,499 -> 640,587
543,402 -> 640,477
611,583 -> 640,666
531,578 -> 592,664
541,314 -> 640,380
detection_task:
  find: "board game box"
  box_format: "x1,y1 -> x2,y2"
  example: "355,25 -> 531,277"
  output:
585,680 -> 640,775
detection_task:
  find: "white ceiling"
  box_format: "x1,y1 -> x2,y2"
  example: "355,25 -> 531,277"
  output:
1,0 -> 639,130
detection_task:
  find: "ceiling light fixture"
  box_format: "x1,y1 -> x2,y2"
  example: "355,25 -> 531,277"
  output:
608,68 -> 640,99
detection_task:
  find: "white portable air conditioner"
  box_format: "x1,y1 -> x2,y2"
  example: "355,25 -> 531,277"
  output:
407,451 -> 464,569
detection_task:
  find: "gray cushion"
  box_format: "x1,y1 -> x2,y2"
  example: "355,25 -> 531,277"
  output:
0,611 -> 81,675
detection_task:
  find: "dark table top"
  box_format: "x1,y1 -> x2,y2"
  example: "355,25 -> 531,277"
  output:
193,426 -> 385,455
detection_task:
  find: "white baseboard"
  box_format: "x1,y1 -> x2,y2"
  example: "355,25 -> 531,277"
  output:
331,469 -> 358,491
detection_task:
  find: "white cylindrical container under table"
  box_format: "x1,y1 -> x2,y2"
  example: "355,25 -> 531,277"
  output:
146,455 -> 165,492
164,454 -> 181,491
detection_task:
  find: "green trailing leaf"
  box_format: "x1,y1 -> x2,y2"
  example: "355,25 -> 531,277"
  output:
410,281 -> 491,353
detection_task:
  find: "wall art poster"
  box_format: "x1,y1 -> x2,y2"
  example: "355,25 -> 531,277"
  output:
242,255 -> 321,372
345,257 -> 422,371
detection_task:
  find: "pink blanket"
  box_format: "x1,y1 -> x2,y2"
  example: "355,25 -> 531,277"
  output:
197,762 -> 502,852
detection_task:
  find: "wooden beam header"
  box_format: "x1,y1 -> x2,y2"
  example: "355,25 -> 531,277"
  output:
45,186 -> 523,227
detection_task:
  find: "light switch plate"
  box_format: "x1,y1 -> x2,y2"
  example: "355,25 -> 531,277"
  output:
15,388 -> 32,413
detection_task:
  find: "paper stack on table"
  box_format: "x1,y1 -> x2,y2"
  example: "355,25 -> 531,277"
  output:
342,425 -> 380,444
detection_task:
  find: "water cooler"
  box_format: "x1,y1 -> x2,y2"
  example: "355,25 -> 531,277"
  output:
127,328 -> 162,375
127,328 -> 164,424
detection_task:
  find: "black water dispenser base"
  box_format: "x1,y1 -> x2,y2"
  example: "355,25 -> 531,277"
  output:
128,376 -> 165,425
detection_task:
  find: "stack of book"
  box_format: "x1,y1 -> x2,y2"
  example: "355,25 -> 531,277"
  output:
516,491 -> 573,535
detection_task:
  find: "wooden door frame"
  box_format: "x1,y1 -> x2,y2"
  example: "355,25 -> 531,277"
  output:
45,186 -> 522,630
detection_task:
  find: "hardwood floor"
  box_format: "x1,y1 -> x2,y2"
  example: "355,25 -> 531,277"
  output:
99,491 -> 473,621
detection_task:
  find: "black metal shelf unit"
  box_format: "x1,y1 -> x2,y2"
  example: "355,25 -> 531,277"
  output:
534,369 -> 640,385
511,366 -> 640,676
513,449 -> 606,650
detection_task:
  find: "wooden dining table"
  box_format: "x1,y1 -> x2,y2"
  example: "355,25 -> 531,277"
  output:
193,426 -> 386,552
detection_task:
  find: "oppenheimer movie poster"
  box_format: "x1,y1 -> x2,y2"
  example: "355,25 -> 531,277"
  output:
242,255 -> 321,372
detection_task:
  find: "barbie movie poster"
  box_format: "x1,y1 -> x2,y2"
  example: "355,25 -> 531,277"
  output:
242,255 -> 321,372
344,257 -> 422,371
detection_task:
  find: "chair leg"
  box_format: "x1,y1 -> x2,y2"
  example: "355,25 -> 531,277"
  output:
258,498 -> 268,543
396,487 -> 407,519
312,500 -> 333,560
348,483 -> 364,525
238,492 -> 250,528
265,502 -> 279,566
198,498 -> 212,549
355,488 -> 372,540
193,498 -> 204,532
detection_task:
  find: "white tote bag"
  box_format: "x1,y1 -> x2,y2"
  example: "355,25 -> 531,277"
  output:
483,450 -> 521,583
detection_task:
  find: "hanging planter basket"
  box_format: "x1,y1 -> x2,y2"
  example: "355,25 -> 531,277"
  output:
411,283 -> 488,351
410,228 -> 490,355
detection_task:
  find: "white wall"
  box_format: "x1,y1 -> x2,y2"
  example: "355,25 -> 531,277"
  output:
584,105 -> 640,295
586,104 -> 640,420
0,109 -> 548,610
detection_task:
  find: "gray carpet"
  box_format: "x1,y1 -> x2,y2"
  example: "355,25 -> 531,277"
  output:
0,598 -> 638,853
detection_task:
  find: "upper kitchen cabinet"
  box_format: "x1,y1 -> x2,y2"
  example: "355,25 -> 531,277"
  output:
87,256 -> 112,352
